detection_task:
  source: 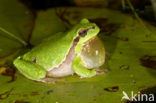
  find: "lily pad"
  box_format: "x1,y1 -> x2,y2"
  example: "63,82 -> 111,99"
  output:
30,9 -> 67,45
0,1 -> 156,103
0,0 -> 34,65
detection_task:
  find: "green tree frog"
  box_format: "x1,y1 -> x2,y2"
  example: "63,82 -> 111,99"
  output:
13,19 -> 105,82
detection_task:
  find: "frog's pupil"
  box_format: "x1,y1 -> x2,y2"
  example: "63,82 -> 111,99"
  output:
91,26 -> 95,29
33,58 -> 37,63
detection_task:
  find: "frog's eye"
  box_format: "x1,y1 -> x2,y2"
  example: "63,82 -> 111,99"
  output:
78,26 -> 95,37
91,26 -> 95,29
33,58 -> 37,63
78,29 -> 88,37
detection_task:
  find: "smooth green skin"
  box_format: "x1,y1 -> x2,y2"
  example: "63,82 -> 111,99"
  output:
13,19 -> 100,80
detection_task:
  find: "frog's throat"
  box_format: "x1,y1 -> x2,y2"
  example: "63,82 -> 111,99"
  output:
46,36 -> 80,77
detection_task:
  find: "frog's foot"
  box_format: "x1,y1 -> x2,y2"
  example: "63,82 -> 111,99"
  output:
40,77 -> 66,84
95,68 -> 109,75
13,57 -> 46,81
72,56 -> 96,78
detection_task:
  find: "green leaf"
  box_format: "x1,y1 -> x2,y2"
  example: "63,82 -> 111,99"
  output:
0,0 -> 34,65
30,9 -> 67,45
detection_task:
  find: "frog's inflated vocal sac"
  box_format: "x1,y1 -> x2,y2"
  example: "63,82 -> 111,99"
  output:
13,18 -> 105,82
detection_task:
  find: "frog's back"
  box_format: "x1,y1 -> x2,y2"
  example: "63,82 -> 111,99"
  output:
23,32 -> 74,70
22,18 -> 99,70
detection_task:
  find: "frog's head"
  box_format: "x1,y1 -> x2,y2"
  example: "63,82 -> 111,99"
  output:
78,19 -> 100,41
74,18 -> 100,54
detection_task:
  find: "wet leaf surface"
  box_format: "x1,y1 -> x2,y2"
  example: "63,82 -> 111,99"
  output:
0,1 -> 156,103
0,0 -> 34,65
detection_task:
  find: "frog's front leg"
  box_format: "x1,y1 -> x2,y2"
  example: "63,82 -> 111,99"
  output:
13,57 -> 46,80
72,56 -> 96,78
